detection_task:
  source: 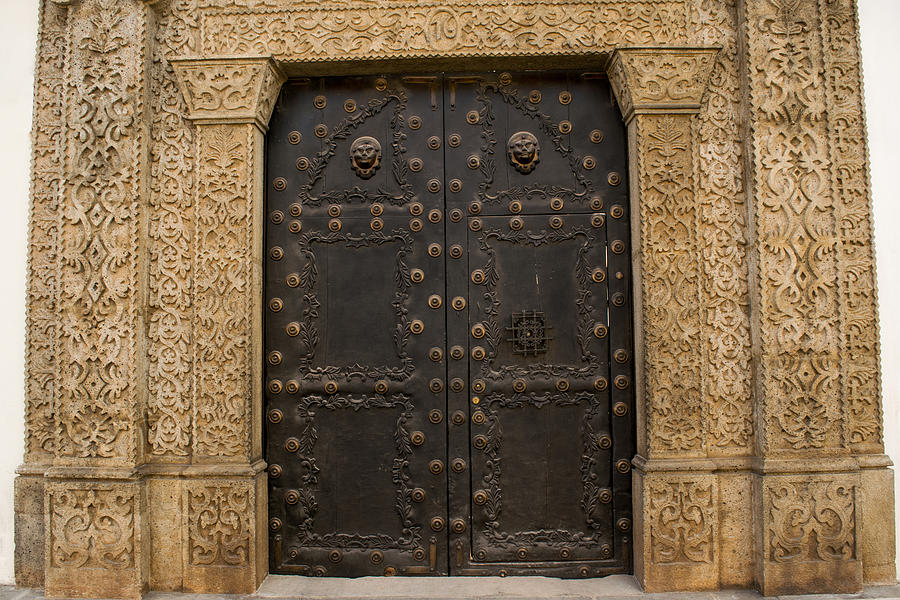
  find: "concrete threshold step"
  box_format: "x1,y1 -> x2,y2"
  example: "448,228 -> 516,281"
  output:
4,578 -> 900,600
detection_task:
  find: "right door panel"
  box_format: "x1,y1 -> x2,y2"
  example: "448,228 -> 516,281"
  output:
444,72 -> 634,576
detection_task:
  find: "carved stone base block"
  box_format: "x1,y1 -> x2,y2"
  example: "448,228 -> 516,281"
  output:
754,473 -> 862,595
181,474 -> 267,595
147,478 -> 184,591
44,480 -> 147,599
14,474 -> 46,588
859,464 -> 897,584
634,471 -> 719,592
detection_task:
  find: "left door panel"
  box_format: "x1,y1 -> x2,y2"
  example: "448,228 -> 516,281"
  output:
265,76 -> 448,576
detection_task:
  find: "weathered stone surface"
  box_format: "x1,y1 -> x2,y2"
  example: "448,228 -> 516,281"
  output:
15,0 -> 892,597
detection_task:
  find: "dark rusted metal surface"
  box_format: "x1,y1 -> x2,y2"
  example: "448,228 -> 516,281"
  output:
265,72 -> 633,578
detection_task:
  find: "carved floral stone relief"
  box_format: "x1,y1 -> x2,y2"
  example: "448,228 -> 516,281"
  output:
49,485 -> 136,569
186,484 -> 252,566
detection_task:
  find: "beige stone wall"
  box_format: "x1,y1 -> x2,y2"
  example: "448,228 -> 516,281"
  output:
15,0 -> 892,597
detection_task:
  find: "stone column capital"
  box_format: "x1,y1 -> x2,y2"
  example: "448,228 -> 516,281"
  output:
171,56 -> 286,130
608,47 -> 720,122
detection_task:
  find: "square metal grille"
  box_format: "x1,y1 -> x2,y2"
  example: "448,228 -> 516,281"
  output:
506,310 -> 552,356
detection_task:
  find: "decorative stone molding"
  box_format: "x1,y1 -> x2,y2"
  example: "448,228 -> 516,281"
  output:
16,0 -> 892,597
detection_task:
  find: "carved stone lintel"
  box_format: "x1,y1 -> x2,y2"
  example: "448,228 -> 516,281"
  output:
608,47 -> 719,122
171,57 -> 286,130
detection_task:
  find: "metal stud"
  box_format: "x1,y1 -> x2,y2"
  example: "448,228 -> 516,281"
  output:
410,202 -> 424,216
289,220 -> 301,233
466,110 -> 480,124
472,346 -> 486,360
600,544 -> 613,559
271,210 -> 285,224
427,179 -> 441,193
285,437 -> 300,452
471,323 -> 486,338
469,218 -> 482,232
499,72 -> 512,85
268,409 -> 283,423
556,379 -> 570,392
472,411 -> 486,424
579,566 -> 590,577
409,115 -> 422,130
375,77 -> 387,91
469,201 -> 482,215
516,547 -> 528,560
590,196 -> 603,210
558,120 -> 572,134
610,205 -> 624,219
598,435 -> 612,449
559,90 -> 572,104
451,519 -> 466,533
612,292 -> 626,307
429,409 -> 443,423
611,240 -> 626,254
268,351 -> 282,365
314,124 -> 328,138
370,551 -> 384,564
410,268 -> 425,283
427,243 -> 442,257
296,156 -> 310,170
450,345 -> 464,360
290,203 -> 302,217
269,517 -> 282,532
549,216 -> 563,229
411,488 -> 426,502
428,209 -> 442,223
330,549 -> 343,563
270,246 -> 284,260
471,270 -> 485,284
430,517 -> 445,531
473,435 -> 487,449
429,379 -> 444,393
451,458 -> 466,473
449,209 -> 463,222
410,431 -> 425,446
550,197 -> 564,211
614,375 -> 630,390
410,320 -> 424,334
613,402 -> 628,417
427,136 -> 441,150
428,294 -> 442,309
476,550 -> 487,560
451,409 -> 466,423
328,219 -> 341,232
409,157 -> 423,172
344,99 -> 356,113
592,213 -> 605,228
592,268 -> 606,283
429,347 -> 443,362
284,490 -> 300,504
269,298 -> 284,312
513,379 -> 526,393
607,171 -> 622,186
509,217 -> 523,231
509,200 -> 522,213
472,378 -> 486,393
370,217 -> 384,231
324,380 -> 339,394
616,459 -> 631,473
614,349 -> 629,363
314,95 -> 327,109
594,323 -> 608,338
429,460 -> 443,474
467,154 -> 480,169
370,203 -> 384,216
451,296 -> 466,310
286,380 -> 299,394
599,488 -> 612,503
327,204 -> 341,217
286,273 -> 300,288
528,90 -> 542,103
449,244 -> 463,259
473,490 -> 487,505
409,218 -> 423,232
413,547 -> 426,561
590,129 -> 604,143
594,377 -> 609,391
449,179 -> 462,192
273,177 -> 287,191
286,321 -> 300,336
288,131 -> 302,144
374,380 -> 389,394
448,133 -> 462,147
560,547 -> 571,559
583,156 -> 596,170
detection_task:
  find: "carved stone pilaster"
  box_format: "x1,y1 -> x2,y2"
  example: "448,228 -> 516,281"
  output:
608,46 -> 719,591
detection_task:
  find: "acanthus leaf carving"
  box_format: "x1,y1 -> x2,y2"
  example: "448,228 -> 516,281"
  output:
647,477 -> 716,564
49,484 -> 136,569
186,483 -> 252,566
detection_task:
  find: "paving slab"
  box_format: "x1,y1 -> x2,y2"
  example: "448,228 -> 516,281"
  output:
3,579 -> 899,600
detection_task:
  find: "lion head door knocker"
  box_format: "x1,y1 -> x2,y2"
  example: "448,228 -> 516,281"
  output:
507,131 -> 540,174
350,136 -> 382,179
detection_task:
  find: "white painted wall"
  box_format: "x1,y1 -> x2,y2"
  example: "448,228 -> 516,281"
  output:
0,0 -> 897,587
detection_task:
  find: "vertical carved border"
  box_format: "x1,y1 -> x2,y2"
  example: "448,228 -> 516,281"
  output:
25,0 -> 67,465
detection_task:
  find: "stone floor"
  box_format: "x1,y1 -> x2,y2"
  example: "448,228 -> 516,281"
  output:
2,577 -> 900,600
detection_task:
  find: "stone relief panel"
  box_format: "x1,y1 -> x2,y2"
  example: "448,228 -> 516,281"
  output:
744,0 -> 844,453
25,0 -> 67,463
147,1 -> 199,458
185,483 -> 252,566
819,0 -> 882,454
196,1 -> 689,61
647,477 -> 716,564
764,476 -> 857,563
688,0 -> 753,453
55,0 -> 148,463
49,485 -> 135,569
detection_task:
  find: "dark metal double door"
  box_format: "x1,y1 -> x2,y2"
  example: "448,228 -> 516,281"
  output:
264,72 -> 634,577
